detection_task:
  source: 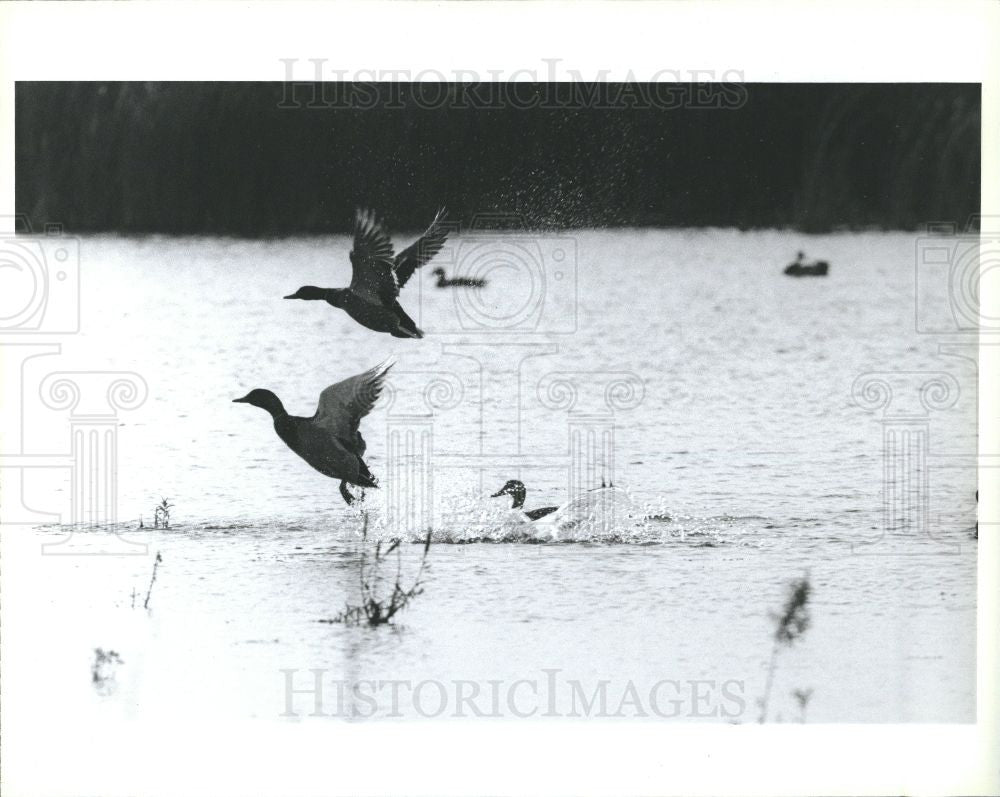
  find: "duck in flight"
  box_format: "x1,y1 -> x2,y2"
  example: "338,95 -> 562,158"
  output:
284,208 -> 450,338
431,267 -> 486,289
232,361 -> 392,505
491,479 -> 559,521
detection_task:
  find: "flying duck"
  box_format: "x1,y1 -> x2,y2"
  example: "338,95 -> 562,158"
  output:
284,208 -> 449,338
232,361 -> 392,505
490,479 -> 559,521
431,267 -> 486,288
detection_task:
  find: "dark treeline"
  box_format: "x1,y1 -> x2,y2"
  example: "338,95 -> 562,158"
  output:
15,82 -> 980,235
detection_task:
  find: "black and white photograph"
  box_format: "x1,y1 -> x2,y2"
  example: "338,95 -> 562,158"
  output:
0,3 -> 997,796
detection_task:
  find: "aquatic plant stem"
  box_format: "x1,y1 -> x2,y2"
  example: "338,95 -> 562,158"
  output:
759,638 -> 780,723
758,574 -> 812,723
143,551 -> 163,610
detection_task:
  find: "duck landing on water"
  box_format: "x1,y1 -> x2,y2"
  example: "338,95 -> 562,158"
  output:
491,479 -> 558,521
432,267 -> 487,288
232,361 -> 392,505
784,251 -> 829,277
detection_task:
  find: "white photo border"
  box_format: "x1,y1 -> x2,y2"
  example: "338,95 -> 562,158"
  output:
0,2 -> 997,795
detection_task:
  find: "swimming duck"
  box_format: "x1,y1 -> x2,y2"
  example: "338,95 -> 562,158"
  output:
490,479 -> 559,521
285,208 -> 449,338
431,267 -> 487,289
784,251 -> 829,277
233,361 -> 392,505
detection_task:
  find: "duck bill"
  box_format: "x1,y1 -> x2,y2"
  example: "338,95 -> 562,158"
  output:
232,396 -> 249,403
490,488 -> 505,497
283,294 -> 297,300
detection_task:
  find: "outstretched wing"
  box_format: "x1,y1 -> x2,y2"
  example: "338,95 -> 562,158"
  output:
313,360 -> 393,447
394,208 -> 450,289
350,209 -> 398,305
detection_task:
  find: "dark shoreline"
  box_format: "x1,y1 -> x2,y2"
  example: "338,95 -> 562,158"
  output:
16,82 -> 980,237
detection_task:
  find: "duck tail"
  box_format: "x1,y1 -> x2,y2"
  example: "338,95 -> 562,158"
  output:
392,322 -> 424,339
356,460 -> 379,489
392,302 -> 424,338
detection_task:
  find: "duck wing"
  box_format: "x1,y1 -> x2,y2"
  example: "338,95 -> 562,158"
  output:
312,361 -> 393,451
526,505 -> 559,521
350,209 -> 399,306
394,208 -> 450,289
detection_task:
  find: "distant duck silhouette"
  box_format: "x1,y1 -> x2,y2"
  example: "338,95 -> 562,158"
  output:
432,267 -> 486,289
285,208 -> 449,338
491,479 -> 559,521
233,361 -> 392,505
784,251 -> 829,277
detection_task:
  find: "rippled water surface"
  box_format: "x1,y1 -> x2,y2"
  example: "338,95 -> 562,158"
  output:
2,230 -> 978,729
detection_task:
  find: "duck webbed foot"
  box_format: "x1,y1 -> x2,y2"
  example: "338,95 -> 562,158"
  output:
339,481 -> 356,505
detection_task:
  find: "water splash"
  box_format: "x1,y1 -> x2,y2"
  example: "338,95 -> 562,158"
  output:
31,487 -> 773,547
348,485 -> 768,546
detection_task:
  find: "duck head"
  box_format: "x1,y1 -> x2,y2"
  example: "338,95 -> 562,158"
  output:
491,479 -> 526,509
232,388 -> 286,417
432,268 -> 445,277
284,286 -> 326,301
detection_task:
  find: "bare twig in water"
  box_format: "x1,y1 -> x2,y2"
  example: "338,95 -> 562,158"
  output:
143,551 -> 163,610
153,498 -> 174,529
758,574 -> 812,723
327,512 -> 432,626
792,687 -> 814,723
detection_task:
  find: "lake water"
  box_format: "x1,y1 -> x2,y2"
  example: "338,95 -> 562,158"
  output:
1,229 -> 978,739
